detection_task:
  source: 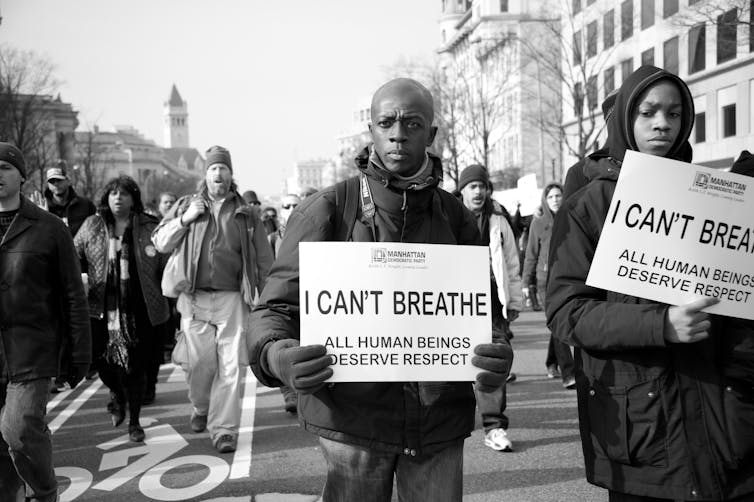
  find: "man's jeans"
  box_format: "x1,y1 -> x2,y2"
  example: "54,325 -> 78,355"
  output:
474,320 -> 511,432
0,377 -> 57,502
318,437 -> 463,502
178,290 -> 248,446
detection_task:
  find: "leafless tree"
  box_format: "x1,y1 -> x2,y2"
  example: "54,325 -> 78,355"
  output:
673,0 -> 751,55
72,128 -> 109,200
0,44 -> 64,190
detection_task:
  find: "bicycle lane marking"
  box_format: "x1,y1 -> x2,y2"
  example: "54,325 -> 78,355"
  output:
49,379 -> 104,434
230,367 -> 257,480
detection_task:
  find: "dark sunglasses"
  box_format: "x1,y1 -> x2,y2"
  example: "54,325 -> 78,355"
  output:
282,203 -> 298,210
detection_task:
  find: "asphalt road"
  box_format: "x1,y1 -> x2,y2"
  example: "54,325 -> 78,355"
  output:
49,310 -> 606,502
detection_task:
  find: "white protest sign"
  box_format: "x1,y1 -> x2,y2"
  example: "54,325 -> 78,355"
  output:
587,150 -> 754,319
299,242 -> 491,382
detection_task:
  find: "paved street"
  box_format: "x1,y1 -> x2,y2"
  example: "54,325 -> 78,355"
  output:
49,310 -> 605,501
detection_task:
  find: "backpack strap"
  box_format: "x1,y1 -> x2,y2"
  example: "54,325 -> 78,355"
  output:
334,176 -> 360,241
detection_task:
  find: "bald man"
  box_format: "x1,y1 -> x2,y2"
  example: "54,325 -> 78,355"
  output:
248,78 -> 512,501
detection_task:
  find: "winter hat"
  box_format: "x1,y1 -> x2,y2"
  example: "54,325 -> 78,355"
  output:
0,142 -> 26,179
242,190 -> 260,205
458,164 -> 489,191
205,145 -> 232,172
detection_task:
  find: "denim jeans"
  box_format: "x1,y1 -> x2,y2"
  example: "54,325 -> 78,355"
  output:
474,318 -> 511,432
318,437 -> 463,502
0,377 -> 57,502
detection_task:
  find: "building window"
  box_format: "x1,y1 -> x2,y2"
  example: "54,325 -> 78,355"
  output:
722,104 -> 736,137
717,8 -> 738,64
604,9 -> 615,48
587,21 -> 598,58
689,24 -> 706,73
573,0 -> 581,14
500,0 -> 508,12
663,0 -> 678,18
751,1 -> 754,52
642,47 -> 655,66
621,58 -> 634,82
621,0 -> 633,40
642,0 -> 655,29
574,82 -> 584,116
663,36 -> 679,75
587,76 -> 598,110
574,30 -> 582,65
604,66 -> 615,96
695,112 -> 706,143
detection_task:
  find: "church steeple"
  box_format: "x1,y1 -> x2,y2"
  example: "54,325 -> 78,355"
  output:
163,84 -> 189,148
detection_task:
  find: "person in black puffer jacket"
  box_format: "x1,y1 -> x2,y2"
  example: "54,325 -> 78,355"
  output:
547,66 -> 754,501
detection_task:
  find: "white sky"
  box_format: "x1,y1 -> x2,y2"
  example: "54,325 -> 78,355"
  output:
1,0 -> 441,196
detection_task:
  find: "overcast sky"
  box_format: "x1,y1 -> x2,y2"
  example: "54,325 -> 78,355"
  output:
1,0 -> 442,195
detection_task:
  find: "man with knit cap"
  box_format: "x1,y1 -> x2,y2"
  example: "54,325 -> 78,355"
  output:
458,164 -> 521,452
152,145 -> 273,454
0,143 -> 91,501
248,78 -> 513,500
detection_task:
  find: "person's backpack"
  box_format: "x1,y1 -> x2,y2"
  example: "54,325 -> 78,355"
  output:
332,175 -> 469,243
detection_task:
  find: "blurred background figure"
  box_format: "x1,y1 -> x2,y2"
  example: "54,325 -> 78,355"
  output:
75,175 -> 169,442
268,194 -> 300,258
242,190 -> 262,219
261,206 -> 278,236
299,187 -> 317,200
158,192 -> 177,220
522,183 -> 574,388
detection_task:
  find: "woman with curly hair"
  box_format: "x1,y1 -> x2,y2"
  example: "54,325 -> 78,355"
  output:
75,176 -> 169,442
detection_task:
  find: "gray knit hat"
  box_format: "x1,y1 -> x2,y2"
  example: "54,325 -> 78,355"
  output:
0,143 -> 26,179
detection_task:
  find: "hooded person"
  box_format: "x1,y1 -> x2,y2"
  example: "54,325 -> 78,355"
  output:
546,65 -> 754,500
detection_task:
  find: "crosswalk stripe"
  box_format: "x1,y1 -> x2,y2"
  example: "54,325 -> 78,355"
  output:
229,368 -> 257,480
49,379 -> 103,434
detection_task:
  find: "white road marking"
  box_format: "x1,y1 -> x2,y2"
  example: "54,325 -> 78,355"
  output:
229,367 -> 257,479
46,386 -> 74,414
49,379 -> 103,435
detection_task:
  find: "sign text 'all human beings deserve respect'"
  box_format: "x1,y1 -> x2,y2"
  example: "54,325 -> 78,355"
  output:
587,150 -> 754,320
299,242 -> 491,382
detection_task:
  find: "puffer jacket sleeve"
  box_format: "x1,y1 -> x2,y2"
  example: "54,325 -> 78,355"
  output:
248,191 -> 336,387
151,196 -> 191,254
501,218 -> 523,312
73,216 -> 91,272
545,182 -> 667,351
57,220 -> 92,365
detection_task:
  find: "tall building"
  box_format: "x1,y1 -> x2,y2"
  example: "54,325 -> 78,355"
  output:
561,0 -> 754,171
163,84 -> 189,148
437,0 -> 563,188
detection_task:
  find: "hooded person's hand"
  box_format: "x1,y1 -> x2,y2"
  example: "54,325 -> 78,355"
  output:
472,342 -> 513,392
266,339 -> 334,394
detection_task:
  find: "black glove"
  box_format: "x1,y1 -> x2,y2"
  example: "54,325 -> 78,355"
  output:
266,339 -> 333,394
65,363 -> 90,390
472,343 -> 513,392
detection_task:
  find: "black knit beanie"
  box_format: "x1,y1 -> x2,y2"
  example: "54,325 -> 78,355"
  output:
205,145 -> 233,172
0,143 -> 26,179
458,164 -> 489,191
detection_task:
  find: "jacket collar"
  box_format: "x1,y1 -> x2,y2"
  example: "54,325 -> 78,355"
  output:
1,197 -> 39,246
354,146 -> 443,192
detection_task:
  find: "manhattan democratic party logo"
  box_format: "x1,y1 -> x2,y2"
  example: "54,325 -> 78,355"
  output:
692,172 -> 709,190
371,248 -> 387,263
370,247 -> 427,266
691,171 -> 747,197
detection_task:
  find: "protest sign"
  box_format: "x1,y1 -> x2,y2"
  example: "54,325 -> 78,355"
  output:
587,150 -> 754,319
300,242 -> 491,382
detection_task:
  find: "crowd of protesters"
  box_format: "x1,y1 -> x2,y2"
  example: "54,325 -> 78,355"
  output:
1,65 -> 754,501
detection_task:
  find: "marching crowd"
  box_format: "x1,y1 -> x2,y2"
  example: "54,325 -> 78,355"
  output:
0,64 -> 753,501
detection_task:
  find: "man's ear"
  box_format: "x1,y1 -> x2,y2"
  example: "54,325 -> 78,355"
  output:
427,125 -> 438,146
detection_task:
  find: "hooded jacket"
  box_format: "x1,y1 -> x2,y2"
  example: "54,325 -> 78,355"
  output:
44,186 -> 96,238
248,147 -> 482,456
546,66 -> 754,500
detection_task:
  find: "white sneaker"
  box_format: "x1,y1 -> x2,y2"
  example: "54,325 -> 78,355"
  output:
484,428 -> 513,452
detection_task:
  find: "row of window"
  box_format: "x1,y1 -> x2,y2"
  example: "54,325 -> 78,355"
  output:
573,6 -> 744,73
574,0 -> 678,20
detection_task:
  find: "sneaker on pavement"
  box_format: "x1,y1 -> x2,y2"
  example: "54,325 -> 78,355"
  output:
506,372 -> 517,383
563,376 -> 577,389
546,364 -> 560,379
484,428 -> 513,452
190,411 -> 207,433
215,434 -> 236,453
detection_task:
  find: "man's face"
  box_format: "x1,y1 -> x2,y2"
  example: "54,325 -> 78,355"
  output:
461,181 -> 488,213
205,163 -> 232,197
279,194 -> 301,225
546,187 -> 563,213
47,177 -> 70,197
0,161 -> 23,203
632,80 -> 682,157
158,194 -> 176,217
369,86 -> 437,176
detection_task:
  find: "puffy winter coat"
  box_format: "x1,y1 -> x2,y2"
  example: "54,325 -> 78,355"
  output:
248,148 -> 483,456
